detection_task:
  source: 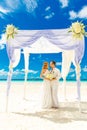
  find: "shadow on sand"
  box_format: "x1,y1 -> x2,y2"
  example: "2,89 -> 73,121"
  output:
13,102 -> 87,123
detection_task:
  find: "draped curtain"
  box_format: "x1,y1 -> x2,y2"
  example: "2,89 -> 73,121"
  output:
6,29 -> 85,68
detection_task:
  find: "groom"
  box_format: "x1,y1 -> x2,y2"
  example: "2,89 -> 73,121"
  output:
50,61 -> 61,108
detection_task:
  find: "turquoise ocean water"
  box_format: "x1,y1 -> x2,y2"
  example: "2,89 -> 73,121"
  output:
0,79 -> 87,82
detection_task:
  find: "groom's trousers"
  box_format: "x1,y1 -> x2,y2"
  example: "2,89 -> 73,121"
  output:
51,80 -> 58,107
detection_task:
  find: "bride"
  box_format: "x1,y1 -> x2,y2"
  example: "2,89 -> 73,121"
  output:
40,62 -> 52,108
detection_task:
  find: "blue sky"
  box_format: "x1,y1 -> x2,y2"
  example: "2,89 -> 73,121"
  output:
0,0 -> 87,80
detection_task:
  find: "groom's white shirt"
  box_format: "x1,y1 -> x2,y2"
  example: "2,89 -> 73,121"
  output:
51,67 -> 61,81
50,67 -> 61,107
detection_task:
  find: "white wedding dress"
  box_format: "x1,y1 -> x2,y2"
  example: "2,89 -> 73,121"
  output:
41,70 -> 52,109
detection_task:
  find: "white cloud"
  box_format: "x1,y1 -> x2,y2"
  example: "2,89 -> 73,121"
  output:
0,44 -> 5,50
29,70 -> 38,74
69,68 -> 75,73
0,6 -> 10,19
0,0 -> 22,15
0,69 -> 7,76
0,6 -> 9,14
82,66 -> 87,72
0,13 -> 5,19
78,6 -> 87,18
69,6 -> 87,19
70,73 -> 75,78
56,62 -> 62,66
0,69 -> 24,76
59,0 -> 69,8
0,34 -> 6,50
0,34 -> 6,44
0,69 -> 38,78
44,6 -> 55,19
45,6 -> 51,11
69,10 -> 77,19
13,69 -> 24,75
0,0 -> 39,19
23,0 -> 38,13
21,69 -> 38,74
44,12 -> 55,19
5,0 -> 21,10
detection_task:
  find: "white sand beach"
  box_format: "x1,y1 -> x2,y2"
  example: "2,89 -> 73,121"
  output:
0,81 -> 87,130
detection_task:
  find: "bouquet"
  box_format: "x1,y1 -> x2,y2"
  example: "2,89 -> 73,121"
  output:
45,73 -> 55,80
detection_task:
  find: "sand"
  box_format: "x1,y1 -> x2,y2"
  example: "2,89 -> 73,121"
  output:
0,81 -> 87,130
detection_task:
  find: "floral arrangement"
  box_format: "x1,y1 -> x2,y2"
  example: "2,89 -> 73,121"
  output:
69,21 -> 87,39
45,73 -> 54,80
5,24 -> 18,39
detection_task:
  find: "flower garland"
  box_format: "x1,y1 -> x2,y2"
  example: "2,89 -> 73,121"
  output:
69,21 -> 87,39
5,24 -> 18,39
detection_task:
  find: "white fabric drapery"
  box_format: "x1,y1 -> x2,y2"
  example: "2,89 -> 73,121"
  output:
6,29 -> 85,112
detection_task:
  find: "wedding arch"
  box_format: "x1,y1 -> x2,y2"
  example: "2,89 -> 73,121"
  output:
5,22 -> 86,112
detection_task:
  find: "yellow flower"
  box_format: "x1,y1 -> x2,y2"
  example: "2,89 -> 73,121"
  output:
72,22 -> 81,34
69,21 -> 87,40
46,73 -> 54,79
6,25 -> 15,35
6,24 -> 18,39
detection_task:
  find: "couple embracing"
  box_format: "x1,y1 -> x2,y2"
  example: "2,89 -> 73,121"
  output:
40,61 -> 61,109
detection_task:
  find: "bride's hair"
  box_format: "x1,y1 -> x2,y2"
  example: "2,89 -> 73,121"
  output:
40,62 -> 48,77
42,62 -> 48,69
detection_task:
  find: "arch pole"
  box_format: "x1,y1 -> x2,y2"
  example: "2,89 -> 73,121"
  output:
6,63 -> 13,112
75,64 -> 81,112
23,49 -> 30,100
